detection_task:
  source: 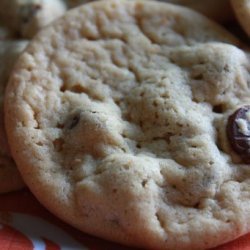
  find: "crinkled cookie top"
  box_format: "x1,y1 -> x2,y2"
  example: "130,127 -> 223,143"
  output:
5,1 -> 250,249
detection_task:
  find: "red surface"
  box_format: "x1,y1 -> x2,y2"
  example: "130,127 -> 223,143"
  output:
0,189 -> 249,250
0,225 -> 33,250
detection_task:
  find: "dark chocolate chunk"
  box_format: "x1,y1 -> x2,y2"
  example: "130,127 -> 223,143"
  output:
68,113 -> 80,129
227,105 -> 250,163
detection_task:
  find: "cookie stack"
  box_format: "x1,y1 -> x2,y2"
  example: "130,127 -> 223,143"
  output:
1,0 -> 250,249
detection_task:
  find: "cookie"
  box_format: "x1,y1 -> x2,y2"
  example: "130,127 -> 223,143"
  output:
231,0 -> 250,37
5,0 -> 250,249
0,40 -> 28,193
0,0 -> 66,39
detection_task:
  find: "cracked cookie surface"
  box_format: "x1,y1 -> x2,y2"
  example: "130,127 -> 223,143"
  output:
0,40 -> 27,193
4,0 -> 250,249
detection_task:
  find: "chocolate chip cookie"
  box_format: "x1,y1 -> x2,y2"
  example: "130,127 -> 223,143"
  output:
5,0 -> 250,249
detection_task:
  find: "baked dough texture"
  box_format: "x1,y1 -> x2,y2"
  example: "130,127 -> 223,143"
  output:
231,0 -> 250,37
4,0 -> 250,249
0,41 -> 27,193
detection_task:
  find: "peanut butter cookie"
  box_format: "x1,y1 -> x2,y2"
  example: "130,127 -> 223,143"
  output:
5,1 -> 250,249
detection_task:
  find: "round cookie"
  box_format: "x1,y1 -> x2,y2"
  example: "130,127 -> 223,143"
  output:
4,1 -> 249,249
0,0 -> 66,39
231,0 -> 250,37
0,40 -> 28,193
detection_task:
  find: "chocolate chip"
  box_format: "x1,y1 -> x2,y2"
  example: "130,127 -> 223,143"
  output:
227,105 -> 250,163
212,104 -> 223,114
68,114 -> 80,129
